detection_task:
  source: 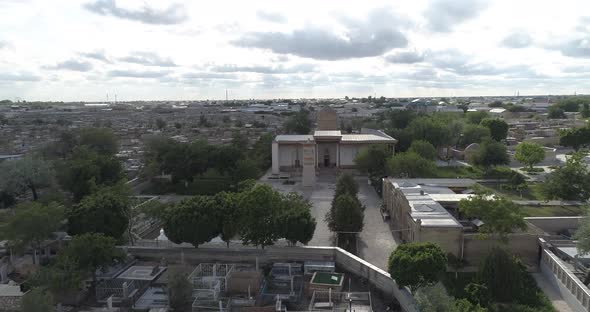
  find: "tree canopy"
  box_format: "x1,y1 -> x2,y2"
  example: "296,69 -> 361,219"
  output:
354,145 -> 391,176
61,233 -> 125,282
326,194 -> 364,233
408,140 -> 437,160
78,127 -> 119,156
2,202 -> 64,263
559,126 -> 590,151
540,152 -> 590,201
469,139 -> 510,168
480,118 -> 508,142
0,156 -> 53,201
67,184 -> 130,239
163,195 -> 223,247
283,108 -> 312,134
514,142 -> 545,169
458,125 -> 491,148
388,242 -> 447,292
459,190 -> 526,239
387,152 -> 436,178
21,288 -> 54,312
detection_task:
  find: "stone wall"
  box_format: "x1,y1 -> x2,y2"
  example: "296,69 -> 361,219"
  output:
525,217 -> 585,235
462,233 -> 540,267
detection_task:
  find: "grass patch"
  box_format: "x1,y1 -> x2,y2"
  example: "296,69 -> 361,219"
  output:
431,166 -> 483,179
520,167 -> 544,173
521,205 -> 585,217
480,182 -> 546,201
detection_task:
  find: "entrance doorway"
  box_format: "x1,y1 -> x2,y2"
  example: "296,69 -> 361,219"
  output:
324,150 -> 330,167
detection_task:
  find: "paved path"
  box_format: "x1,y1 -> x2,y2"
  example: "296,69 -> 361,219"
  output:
532,273 -> 575,312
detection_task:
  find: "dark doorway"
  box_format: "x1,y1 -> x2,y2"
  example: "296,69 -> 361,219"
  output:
324,149 -> 330,167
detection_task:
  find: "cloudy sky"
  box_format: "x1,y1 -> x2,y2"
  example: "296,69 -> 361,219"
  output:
1,0 -> 589,101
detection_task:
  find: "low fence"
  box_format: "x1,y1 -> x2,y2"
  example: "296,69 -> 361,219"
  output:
121,245 -> 418,312
540,247 -> 590,311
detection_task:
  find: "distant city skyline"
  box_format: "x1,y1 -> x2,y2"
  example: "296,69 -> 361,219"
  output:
1,0 -> 590,101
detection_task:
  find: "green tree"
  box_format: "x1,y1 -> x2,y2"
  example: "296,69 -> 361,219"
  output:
2,202 -> 64,264
280,193 -> 316,246
480,118 -> 508,142
514,142 -> 545,170
548,106 -> 566,119
155,118 -> 166,130
452,299 -> 488,312
479,248 -> 531,304
250,133 -> 273,171
334,173 -> 359,198
326,194 -> 364,233
58,147 -> 124,201
541,152 -> 590,201
466,111 -> 489,124
559,126 -> 590,151
459,189 -> 526,239
488,101 -> 503,108
237,184 -> 283,248
469,139 -> 509,168
354,145 -> 391,176
388,242 -> 447,292
458,125 -> 491,148
581,103 -> 590,118
168,268 -> 192,311
415,283 -> 453,312
408,140 -> 437,160
163,196 -> 221,247
215,192 -> 240,248
0,155 -> 52,201
79,127 -> 119,156
284,108 -> 312,134
61,233 -> 125,283
233,158 -> 261,182
28,256 -> 85,300
67,184 -> 129,239
386,152 -> 436,178
409,117 -> 452,147
21,288 -> 54,312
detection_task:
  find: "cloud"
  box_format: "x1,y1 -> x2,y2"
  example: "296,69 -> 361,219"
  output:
500,32 -> 532,48
211,63 -> 317,74
385,50 -> 425,64
83,0 -> 187,25
256,11 -> 286,23
0,71 -> 41,82
426,49 -> 539,77
0,40 -> 10,49
556,38 -> 590,58
424,0 -> 489,33
108,69 -> 170,78
45,59 -> 93,72
181,72 -> 238,79
119,52 -> 176,67
80,50 -> 111,63
233,9 -> 408,60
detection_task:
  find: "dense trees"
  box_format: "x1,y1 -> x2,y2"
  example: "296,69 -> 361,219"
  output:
458,125 -> 491,148
480,118 -> 508,142
388,242 -> 447,292
469,139 -> 510,168
57,146 -> 124,201
143,134 -> 271,194
21,288 -> 54,312
67,184 -> 130,239
161,183 -> 316,248
514,142 -> 545,169
0,156 -> 53,201
2,202 -> 64,264
326,174 -> 364,234
386,152 -> 436,178
408,116 -> 452,148
60,233 -> 125,283
168,268 -> 192,311
466,111 -> 489,125
283,108 -> 312,134
408,140 -> 437,160
541,152 -> 590,201
459,190 -> 526,239
78,127 -> 119,156
559,126 -> 590,150
354,145 -> 391,177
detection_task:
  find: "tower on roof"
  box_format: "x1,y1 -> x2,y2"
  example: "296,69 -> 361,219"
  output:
317,106 -> 338,131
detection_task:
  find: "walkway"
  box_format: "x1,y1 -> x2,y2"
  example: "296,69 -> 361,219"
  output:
532,273 -> 574,312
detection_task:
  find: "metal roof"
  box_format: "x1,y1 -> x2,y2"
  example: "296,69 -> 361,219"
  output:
313,130 -> 342,137
340,134 -> 396,143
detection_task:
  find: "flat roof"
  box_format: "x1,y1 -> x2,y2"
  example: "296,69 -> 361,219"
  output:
313,130 -> 342,137
340,134 -> 396,143
397,184 -> 462,228
275,135 -> 314,143
117,265 -> 167,281
429,193 -> 473,203
386,178 -> 476,188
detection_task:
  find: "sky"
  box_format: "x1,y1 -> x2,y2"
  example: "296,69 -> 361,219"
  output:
0,0 -> 590,101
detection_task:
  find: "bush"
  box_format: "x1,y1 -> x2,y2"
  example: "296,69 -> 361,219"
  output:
408,140 -> 437,160
387,152 -> 436,178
